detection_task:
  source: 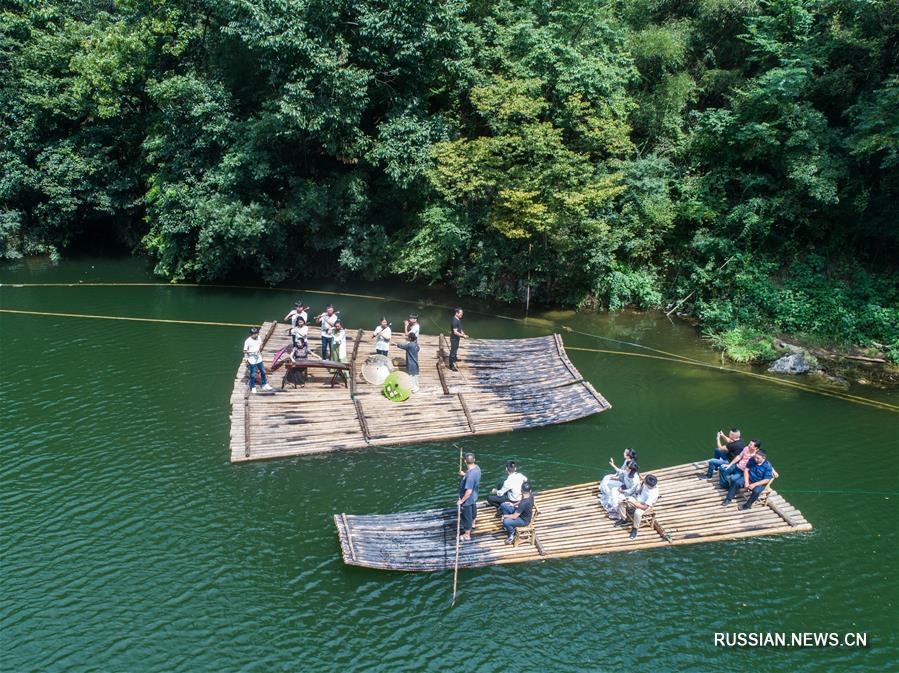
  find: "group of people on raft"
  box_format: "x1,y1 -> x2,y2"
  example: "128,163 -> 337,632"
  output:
241,300 -> 470,393
704,427 -> 778,509
456,450 -> 663,546
456,453 -> 535,545
597,427 -> 778,539
456,425 -> 779,548
599,450 -> 660,539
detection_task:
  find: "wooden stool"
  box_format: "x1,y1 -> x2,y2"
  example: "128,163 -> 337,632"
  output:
755,471 -> 779,507
513,505 -> 540,547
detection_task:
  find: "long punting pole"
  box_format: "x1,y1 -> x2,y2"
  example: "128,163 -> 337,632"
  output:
451,444 -> 464,606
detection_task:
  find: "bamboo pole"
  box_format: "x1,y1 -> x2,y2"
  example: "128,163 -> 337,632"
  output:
451,444 -> 463,607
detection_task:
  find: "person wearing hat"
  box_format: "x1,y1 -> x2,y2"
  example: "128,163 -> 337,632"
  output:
500,482 -> 535,544
403,313 -> 420,338
457,453 -> 481,542
243,327 -> 273,394
618,474 -> 660,539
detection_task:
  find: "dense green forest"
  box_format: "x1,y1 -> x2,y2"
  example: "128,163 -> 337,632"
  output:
2,0 -> 897,353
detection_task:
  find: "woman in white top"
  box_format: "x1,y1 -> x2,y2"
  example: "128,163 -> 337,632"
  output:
404,313 -> 420,338
599,448 -> 640,518
373,317 -> 391,356
290,317 -> 309,347
332,320 -> 348,362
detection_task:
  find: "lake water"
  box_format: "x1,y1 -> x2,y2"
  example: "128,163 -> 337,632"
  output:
2,257 -> 897,672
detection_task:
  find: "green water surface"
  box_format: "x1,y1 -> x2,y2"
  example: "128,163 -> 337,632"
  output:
1,257 -> 897,673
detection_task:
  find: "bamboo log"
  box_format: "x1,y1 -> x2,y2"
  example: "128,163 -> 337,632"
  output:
342,513 -> 357,561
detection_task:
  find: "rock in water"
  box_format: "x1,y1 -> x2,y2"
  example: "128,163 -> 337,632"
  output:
768,353 -> 811,375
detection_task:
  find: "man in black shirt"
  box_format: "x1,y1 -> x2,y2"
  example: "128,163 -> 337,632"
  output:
704,428 -> 745,479
500,482 -> 535,544
449,307 -> 467,371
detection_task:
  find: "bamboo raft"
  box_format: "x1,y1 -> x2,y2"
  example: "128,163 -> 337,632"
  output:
333,461 -> 812,570
228,322 -> 610,462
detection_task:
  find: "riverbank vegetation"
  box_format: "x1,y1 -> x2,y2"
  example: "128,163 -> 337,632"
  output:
2,0 -> 897,357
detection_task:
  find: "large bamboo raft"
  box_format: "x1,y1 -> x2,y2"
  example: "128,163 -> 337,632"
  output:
228,321 -> 610,462
333,461 -> 812,570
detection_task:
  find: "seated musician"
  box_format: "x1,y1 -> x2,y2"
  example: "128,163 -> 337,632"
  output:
487,461 -> 527,510
500,482 -> 535,545
723,449 -> 774,510
282,337 -> 320,388
618,474 -> 659,540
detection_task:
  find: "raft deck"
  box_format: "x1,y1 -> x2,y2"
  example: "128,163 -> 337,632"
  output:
333,461 -> 812,570
229,321 -> 610,462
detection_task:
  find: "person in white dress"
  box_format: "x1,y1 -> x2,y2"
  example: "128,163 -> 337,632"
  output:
332,320 -> 348,362
289,316 -> 308,347
599,448 -> 640,518
373,317 -> 391,357
404,313 -> 421,338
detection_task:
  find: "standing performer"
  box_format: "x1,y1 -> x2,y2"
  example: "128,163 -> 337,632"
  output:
457,453 -> 481,542
373,317 -> 391,357
449,307 -> 467,371
289,316 -> 308,347
332,319 -> 348,362
404,313 -> 421,338
284,301 -> 309,327
243,327 -> 273,394
396,332 -> 421,392
315,304 -> 338,359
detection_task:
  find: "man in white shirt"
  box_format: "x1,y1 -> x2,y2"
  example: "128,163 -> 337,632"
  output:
243,327 -> 273,394
404,313 -> 420,338
618,474 -> 659,539
315,304 -> 338,359
487,461 -> 528,510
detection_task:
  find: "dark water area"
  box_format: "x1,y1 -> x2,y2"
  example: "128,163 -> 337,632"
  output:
1,257 -> 897,673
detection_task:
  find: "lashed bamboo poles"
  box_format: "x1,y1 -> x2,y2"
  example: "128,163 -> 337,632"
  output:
230,322 -> 610,462
334,461 -> 812,571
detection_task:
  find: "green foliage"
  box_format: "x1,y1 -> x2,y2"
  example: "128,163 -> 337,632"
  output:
1,0 -> 897,350
703,326 -> 779,363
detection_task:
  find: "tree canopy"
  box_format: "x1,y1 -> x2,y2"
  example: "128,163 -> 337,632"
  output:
2,0 -> 897,348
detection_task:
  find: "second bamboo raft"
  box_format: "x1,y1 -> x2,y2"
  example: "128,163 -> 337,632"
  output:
334,461 -> 812,571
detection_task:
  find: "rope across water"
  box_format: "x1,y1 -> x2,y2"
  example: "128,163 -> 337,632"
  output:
2,282 -> 896,413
